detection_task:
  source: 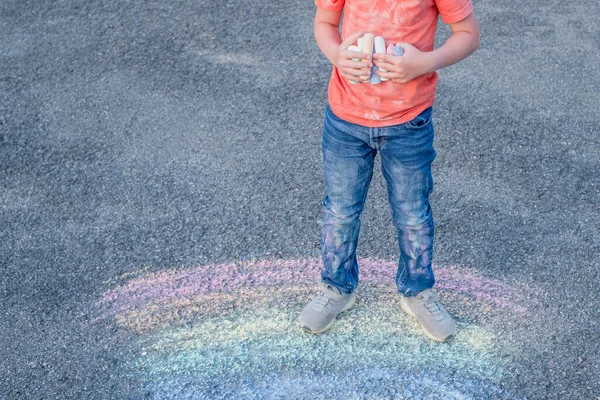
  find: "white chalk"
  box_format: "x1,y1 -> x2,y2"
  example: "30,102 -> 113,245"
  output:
374,36 -> 386,82
357,37 -> 364,52
374,36 -> 386,53
348,45 -> 362,61
347,45 -> 362,84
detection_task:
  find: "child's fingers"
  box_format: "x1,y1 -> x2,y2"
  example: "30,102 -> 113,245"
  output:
341,50 -> 372,62
341,31 -> 364,49
339,66 -> 371,82
347,60 -> 372,70
372,53 -> 395,63
339,57 -> 372,70
342,74 -> 370,83
374,69 -> 396,80
340,66 -> 371,77
373,59 -> 397,71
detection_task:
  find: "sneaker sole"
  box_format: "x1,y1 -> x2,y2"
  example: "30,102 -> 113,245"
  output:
399,297 -> 454,343
301,294 -> 356,334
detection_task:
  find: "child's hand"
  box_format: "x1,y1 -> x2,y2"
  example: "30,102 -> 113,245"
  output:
334,31 -> 373,83
372,42 -> 433,83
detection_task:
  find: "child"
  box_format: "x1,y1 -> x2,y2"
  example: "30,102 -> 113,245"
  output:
298,0 -> 480,342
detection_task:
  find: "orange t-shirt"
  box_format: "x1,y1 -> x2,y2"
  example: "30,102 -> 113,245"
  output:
315,0 -> 474,127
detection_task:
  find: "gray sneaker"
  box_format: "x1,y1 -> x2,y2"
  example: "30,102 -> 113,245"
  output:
299,281 -> 356,334
399,289 -> 456,342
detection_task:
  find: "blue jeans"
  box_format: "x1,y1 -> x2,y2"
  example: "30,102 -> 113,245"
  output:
320,105 -> 436,297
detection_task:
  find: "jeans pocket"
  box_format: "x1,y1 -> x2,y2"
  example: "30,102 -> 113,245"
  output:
403,106 -> 433,129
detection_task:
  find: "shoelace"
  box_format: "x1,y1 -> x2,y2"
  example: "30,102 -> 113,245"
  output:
313,292 -> 335,312
424,301 -> 444,321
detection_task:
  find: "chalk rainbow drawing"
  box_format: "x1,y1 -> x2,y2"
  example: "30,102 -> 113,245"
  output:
93,258 -> 533,399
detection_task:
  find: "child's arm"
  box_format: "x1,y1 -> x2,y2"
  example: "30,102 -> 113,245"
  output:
314,8 -> 373,83
373,11 -> 480,83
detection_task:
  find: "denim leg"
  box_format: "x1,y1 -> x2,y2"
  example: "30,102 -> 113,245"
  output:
320,106 -> 375,294
379,107 -> 436,297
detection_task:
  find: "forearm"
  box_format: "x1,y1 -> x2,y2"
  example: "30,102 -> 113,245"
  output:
427,30 -> 480,72
314,21 -> 343,66
314,8 -> 371,83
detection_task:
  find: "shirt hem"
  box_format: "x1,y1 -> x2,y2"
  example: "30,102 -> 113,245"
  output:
328,99 -> 436,128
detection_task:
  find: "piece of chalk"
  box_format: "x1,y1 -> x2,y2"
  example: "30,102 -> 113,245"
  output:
387,44 -> 404,57
360,34 -> 375,84
374,36 -> 386,82
357,37 -> 364,52
361,33 -> 374,55
348,45 -> 362,61
392,44 -> 404,56
370,67 -> 381,84
374,36 -> 386,54
347,45 -> 362,84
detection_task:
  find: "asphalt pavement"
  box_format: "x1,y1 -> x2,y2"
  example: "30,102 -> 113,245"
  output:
1,0 -> 599,399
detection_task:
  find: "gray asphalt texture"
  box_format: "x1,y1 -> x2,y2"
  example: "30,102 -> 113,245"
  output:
1,0 -> 599,399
